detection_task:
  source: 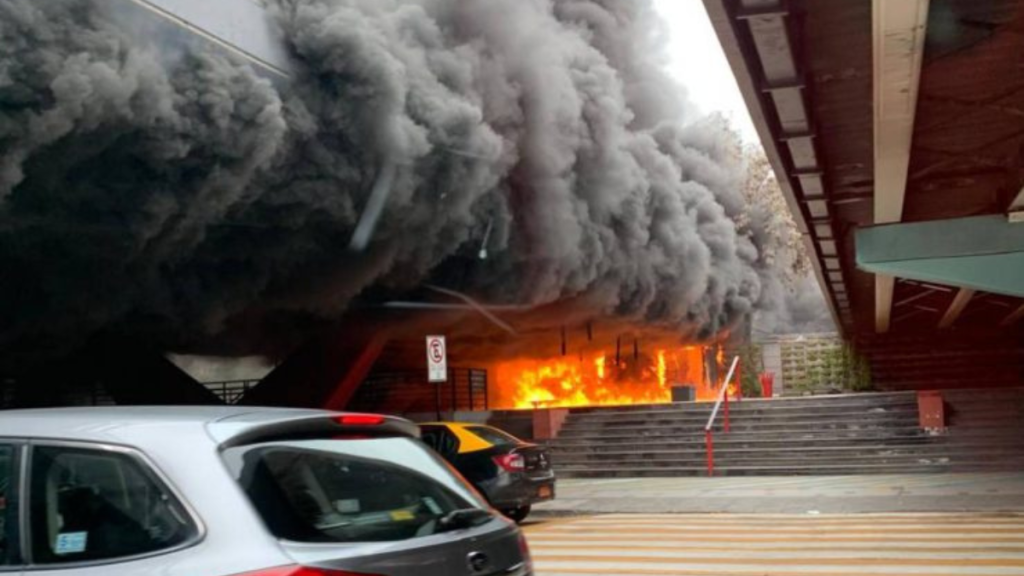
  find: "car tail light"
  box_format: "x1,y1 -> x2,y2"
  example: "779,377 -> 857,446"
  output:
517,531 -> 534,571
334,414 -> 385,426
493,453 -> 526,472
233,566 -> 382,576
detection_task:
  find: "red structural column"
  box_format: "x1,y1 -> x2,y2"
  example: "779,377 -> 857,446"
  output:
240,320 -> 390,409
324,333 -> 390,410
917,390 -> 945,433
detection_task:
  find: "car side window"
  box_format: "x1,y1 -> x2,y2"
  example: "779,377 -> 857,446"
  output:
29,445 -> 198,565
420,427 -> 459,457
465,426 -> 519,448
0,444 -> 16,566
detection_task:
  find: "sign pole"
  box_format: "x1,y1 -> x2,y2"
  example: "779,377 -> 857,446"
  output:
435,382 -> 442,422
426,335 -> 448,420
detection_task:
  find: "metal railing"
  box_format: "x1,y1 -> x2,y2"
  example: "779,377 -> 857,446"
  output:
204,379 -> 260,404
704,355 -> 740,476
348,368 -> 489,416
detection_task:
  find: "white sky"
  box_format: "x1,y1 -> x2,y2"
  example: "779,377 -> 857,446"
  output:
652,0 -> 758,142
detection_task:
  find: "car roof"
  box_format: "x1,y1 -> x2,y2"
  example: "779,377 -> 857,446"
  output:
0,405 -> 371,444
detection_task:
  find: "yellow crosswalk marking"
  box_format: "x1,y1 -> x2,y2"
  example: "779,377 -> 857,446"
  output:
524,514 -> 1024,576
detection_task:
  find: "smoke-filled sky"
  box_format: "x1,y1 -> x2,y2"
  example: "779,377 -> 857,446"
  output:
0,0 -> 804,368
652,0 -> 757,142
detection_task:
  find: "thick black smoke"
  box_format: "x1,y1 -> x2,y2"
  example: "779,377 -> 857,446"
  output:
0,0 -> 779,365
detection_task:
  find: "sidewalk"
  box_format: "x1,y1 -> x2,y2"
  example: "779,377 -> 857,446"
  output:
534,472 -> 1024,516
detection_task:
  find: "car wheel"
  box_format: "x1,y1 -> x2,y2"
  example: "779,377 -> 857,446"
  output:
502,505 -> 531,523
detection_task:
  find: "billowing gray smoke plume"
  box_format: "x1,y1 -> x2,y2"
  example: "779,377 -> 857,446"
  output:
755,273 -> 836,336
0,0 -> 779,364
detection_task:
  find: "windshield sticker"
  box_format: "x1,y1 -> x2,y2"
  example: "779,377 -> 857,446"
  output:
334,499 -> 360,514
422,497 -> 443,515
389,509 -> 415,521
55,532 -> 88,555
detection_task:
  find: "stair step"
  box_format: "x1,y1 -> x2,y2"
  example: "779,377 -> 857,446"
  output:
562,414 -> 919,428
556,461 -> 1024,478
559,423 -> 925,437
567,397 -> 919,416
554,430 -> 932,444
550,443 -> 1014,456
553,450 -> 1024,465
547,389 -> 1024,477
562,410 -> 919,426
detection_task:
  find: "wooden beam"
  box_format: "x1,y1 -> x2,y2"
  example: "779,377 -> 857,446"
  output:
872,0 -> 931,333
1001,303 -> 1024,327
876,275 -> 895,333
894,288 -> 938,308
938,288 -> 975,329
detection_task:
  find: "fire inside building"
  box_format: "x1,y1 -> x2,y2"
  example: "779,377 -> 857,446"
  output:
0,0 -> 1021,468
351,336 -> 726,415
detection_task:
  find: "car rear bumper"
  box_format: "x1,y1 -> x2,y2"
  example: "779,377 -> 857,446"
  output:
483,472 -> 556,509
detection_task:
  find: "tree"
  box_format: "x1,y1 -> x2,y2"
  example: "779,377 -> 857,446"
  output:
737,343 -> 764,397
738,146 -> 811,287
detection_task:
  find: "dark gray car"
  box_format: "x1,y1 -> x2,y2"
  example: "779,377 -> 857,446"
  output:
0,407 -> 532,576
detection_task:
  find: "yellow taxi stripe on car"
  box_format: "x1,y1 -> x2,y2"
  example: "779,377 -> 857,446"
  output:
447,423 -> 493,453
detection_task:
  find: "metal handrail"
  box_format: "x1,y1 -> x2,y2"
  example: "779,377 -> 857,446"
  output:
704,355 -> 740,476
705,355 -> 740,432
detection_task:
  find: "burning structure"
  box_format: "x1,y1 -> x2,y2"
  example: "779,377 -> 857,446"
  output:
492,345 -> 713,409
0,0 -> 798,407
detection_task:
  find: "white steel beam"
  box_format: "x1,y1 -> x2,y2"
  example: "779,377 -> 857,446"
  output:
872,0 -> 931,332
938,288 -> 975,329
1001,303 -> 1024,327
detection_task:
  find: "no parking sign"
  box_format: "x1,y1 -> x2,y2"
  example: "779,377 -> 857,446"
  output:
426,335 -> 447,382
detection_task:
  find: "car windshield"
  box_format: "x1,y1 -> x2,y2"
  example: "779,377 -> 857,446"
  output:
222,437 -> 488,543
465,426 -> 521,448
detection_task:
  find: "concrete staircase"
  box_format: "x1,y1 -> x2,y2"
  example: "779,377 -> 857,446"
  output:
548,389 -> 1024,477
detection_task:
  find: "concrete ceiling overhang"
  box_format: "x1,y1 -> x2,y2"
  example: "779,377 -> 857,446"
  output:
703,0 -> 1024,344
702,0 -> 847,332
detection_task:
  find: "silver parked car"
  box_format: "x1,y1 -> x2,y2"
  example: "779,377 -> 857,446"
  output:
0,407 -> 533,576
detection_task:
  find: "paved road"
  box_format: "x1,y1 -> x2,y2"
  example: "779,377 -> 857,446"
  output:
535,473 -> 1024,515
523,513 -> 1024,575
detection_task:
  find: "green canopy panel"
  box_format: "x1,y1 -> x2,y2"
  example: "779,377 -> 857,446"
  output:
856,215 -> 1024,299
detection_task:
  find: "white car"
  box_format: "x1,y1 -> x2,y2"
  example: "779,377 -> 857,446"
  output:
0,407 -> 532,576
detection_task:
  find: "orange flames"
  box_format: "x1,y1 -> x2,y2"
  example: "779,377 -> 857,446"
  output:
493,346 -> 719,409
